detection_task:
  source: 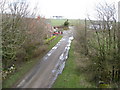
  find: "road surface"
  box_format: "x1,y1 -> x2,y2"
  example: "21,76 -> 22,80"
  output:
15,27 -> 74,88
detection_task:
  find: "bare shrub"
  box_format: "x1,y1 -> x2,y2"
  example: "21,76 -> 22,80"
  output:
75,22 -> 87,54
75,2 -> 119,87
1,0 -> 48,70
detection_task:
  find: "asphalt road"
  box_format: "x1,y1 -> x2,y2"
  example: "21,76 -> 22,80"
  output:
15,27 -> 74,88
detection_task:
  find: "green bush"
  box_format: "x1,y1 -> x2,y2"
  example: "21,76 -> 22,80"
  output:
64,19 -> 69,27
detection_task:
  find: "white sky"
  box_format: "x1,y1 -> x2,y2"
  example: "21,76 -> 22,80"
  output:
9,0 -> 120,19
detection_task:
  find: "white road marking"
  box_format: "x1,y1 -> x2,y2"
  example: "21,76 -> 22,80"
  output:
52,46 -> 57,50
62,39 -> 65,41
67,47 -> 70,50
69,36 -> 74,40
65,46 -> 68,50
59,54 -> 64,60
17,79 -> 25,87
44,57 -> 48,61
67,43 -> 71,47
47,53 -> 51,56
52,70 -> 56,73
65,56 -> 68,59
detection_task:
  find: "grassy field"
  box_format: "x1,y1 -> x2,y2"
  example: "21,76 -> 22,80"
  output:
48,19 -> 80,26
52,41 -> 96,88
2,35 -> 63,88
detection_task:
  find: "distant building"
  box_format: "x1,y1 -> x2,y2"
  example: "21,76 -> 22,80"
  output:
88,21 -> 113,30
52,16 -> 63,19
118,1 -> 120,22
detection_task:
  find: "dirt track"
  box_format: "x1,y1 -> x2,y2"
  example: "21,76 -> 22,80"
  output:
15,27 -> 74,88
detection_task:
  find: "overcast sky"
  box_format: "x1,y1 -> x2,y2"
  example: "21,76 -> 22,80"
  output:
10,0 -> 120,19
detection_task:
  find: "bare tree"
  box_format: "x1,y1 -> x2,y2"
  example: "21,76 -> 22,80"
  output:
1,0 -> 48,69
2,1 -> 28,69
75,2 -> 119,87
87,2 -> 120,86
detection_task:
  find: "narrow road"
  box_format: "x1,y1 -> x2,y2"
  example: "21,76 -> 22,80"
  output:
15,27 -> 74,88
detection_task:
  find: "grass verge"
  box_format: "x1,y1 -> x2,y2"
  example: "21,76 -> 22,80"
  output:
48,35 -> 62,50
3,57 -> 41,88
52,41 -> 95,88
2,35 -> 63,88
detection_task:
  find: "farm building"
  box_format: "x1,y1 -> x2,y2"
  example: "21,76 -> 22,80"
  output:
88,21 -> 113,30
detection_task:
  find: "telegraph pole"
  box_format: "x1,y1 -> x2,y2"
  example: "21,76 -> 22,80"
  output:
118,1 -> 120,22
85,18 -> 88,55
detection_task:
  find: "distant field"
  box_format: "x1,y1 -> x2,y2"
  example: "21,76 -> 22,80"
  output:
48,19 -> 81,26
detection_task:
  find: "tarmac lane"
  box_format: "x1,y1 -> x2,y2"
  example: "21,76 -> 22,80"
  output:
15,28 -> 74,88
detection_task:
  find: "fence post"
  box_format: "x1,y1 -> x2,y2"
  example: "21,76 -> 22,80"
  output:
112,66 -> 115,81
